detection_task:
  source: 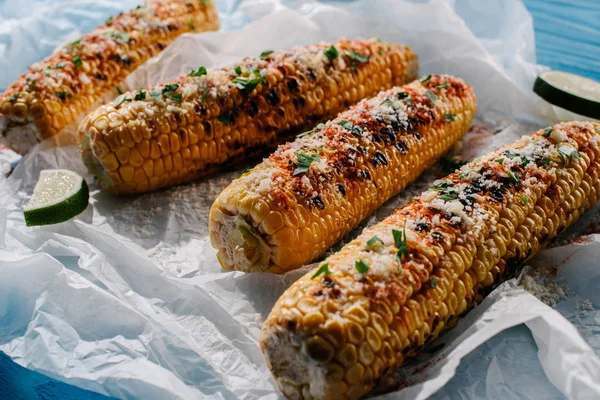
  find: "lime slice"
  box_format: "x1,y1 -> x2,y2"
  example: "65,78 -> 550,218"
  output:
533,70 -> 600,119
24,169 -> 89,226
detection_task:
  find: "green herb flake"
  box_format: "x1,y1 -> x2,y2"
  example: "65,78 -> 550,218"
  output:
188,18 -> 196,30
430,278 -> 437,288
542,128 -> 552,137
234,65 -> 242,75
558,144 -> 581,165
162,84 -> 179,94
504,150 -> 519,159
70,39 -> 82,47
293,152 -> 321,176
312,263 -> 331,279
397,92 -> 409,100
201,86 -> 209,102
392,222 -> 409,264
355,259 -> 370,274
232,74 -> 266,93
438,190 -> 459,201
297,123 -> 325,138
521,157 -> 530,168
134,90 -> 146,101
188,66 -> 207,77
115,86 -> 123,95
56,91 -> 70,100
324,45 -> 339,60
380,98 -> 394,107
445,113 -> 456,122
73,56 -> 83,69
239,167 -> 252,177
260,50 -> 274,59
508,170 -> 520,183
338,120 -> 353,130
218,111 -> 234,125
495,158 -> 504,164
426,90 -> 437,105
378,48 -> 384,55
436,81 -> 450,90
539,157 -> 551,166
8,93 -> 19,103
104,30 -> 130,43
105,16 -> 113,25
344,50 -> 370,64
521,195 -> 529,204
366,235 -> 384,251
113,94 -> 131,107
420,74 -> 432,83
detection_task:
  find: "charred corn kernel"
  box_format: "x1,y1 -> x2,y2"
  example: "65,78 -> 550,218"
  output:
0,0 -> 219,155
79,39 -> 419,194
210,75 -> 476,272
260,121 -> 600,400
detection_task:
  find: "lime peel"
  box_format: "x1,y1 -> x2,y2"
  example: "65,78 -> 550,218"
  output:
24,169 -> 89,226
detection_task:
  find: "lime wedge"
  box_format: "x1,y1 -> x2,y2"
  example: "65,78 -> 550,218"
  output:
24,169 -> 89,226
533,71 -> 600,119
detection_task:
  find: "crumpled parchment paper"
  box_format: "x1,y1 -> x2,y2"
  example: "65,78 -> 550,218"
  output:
1,1 -> 599,399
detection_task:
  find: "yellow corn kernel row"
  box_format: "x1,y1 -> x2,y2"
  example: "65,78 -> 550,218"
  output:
0,0 -> 219,154
209,74 -> 476,273
78,39 -> 419,194
260,121 -> 600,400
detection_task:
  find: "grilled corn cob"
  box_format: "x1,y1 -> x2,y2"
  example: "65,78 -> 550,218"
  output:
78,39 -> 419,194
0,0 -> 219,155
209,75 -> 476,273
260,121 -> 600,400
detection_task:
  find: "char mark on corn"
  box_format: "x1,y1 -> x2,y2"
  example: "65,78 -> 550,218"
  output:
209,74 -> 476,273
78,39 -> 419,194
0,0 -> 219,154
259,121 -> 600,399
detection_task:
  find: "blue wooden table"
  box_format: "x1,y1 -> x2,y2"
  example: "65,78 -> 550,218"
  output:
1,0 -> 598,399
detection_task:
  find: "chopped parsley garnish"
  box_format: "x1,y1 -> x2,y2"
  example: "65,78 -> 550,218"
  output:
293,152 -> 320,176
355,259 -> 369,274
56,91 -> 70,100
426,90 -> 437,105
366,235 -> 384,250
324,45 -> 339,60
504,150 -> 519,159
234,65 -> 242,75
344,50 -> 370,63
445,113 -> 456,122
115,86 -> 123,95
521,195 -> 529,204
542,128 -> 552,137
507,170 -> 520,183
495,158 -> 504,164
188,66 -> 207,77
54,63 -> 65,69
134,90 -> 146,101
113,94 -> 131,107
378,48 -> 384,55
521,157 -> 530,167
430,278 -> 437,288
149,88 -> 161,101
8,93 -> 19,103
338,120 -> 353,129
438,190 -> 459,201
297,123 -> 325,138
219,111 -> 234,125
70,39 -> 82,47
403,95 -> 413,105
312,263 -> 331,279
73,56 -> 83,69
436,81 -> 450,90
239,167 -> 252,177
260,50 -> 274,59
558,144 -> 581,165
381,98 -> 394,106
432,179 -> 452,189
337,120 -> 363,136
397,92 -> 409,100
420,74 -> 432,83
105,16 -> 113,25
201,86 -> 209,102
162,84 -> 179,94
188,18 -> 196,30
392,223 -> 409,264
232,71 -> 267,93
539,157 -> 551,166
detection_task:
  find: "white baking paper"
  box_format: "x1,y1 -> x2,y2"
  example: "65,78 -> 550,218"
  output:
1,1 -> 599,399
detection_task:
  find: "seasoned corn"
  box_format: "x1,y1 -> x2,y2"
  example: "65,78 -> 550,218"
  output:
209,75 -> 476,273
78,39 -> 419,194
0,0 -> 219,154
260,121 -> 600,399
